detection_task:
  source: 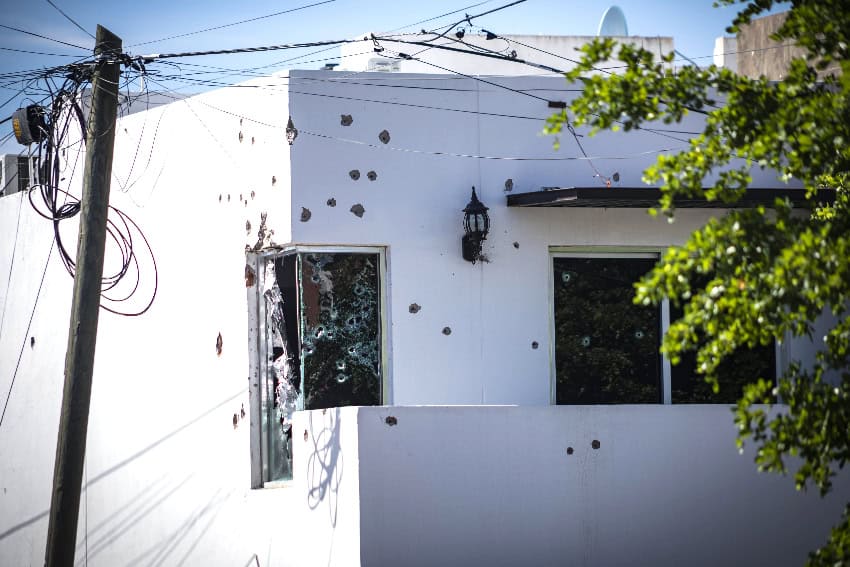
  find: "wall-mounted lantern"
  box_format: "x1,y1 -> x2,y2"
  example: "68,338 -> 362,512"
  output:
462,186 -> 490,264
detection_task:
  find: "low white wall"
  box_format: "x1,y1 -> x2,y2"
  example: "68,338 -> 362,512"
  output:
298,405 -> 849,567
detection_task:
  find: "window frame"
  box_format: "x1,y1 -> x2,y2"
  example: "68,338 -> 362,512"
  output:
246,245 -> 390,488
548,246 -> 780,405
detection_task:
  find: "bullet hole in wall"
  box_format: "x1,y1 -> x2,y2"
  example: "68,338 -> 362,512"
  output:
340,114 -> 353,126
566,447 -> 574,455
504,178 -> 514,192
300,207 -> 312,222
350,203 -> 365,218
385,416 -> 398,426
532,341 -> 539,349
327,198 -> 337,207
591,439 -> 601,450
409,303 -> 421,314
245,264 -> 256,287
367,170 -> 377,181
216,333 -> 223,356
442,326 -> 452,335
378,129 -> 390,144
513,242 -> 520,249
349,169 -> 360,180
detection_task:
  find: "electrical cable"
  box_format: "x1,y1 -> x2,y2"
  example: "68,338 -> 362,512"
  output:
0,182 -> 26,341
142,74 -> 684,162
44,0 -> 95,40
0,243 -> 54,432
0,23 -> 89,50
141,39 -> 353,61
384,0 -> 496,34
0,46 -> 89,57
128,0 -> 337,47
299,127 -> 683,161
10,58 -> 160,318
419,0 -> 527,44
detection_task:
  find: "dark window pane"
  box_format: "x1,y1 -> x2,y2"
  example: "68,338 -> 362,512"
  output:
670,305 -> 776,403
299,253 -> 382,409
554,257 -> 661,404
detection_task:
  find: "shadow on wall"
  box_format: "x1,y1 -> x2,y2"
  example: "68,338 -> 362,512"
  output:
306,408 -> 343,529
0,389 -> 244,555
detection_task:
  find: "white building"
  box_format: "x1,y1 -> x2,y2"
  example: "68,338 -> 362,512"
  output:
0,53 -> 846,566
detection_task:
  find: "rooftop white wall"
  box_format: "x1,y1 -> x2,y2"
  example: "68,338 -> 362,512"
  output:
339,34 -> 675,76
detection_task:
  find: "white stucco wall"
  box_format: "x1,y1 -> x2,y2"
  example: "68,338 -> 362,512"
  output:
338,34 -> 675,76
285,70 -> 800,406
0,75 -> 298,566
0,67 -> 841,566
298,405 -> 849,567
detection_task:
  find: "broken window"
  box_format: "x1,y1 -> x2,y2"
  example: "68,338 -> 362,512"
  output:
249,248 -> 385,485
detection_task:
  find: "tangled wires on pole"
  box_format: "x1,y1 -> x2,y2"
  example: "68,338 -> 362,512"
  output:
24,61 -> 158,317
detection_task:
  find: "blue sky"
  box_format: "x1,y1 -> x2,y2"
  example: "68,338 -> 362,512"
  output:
0,0 -> 785,153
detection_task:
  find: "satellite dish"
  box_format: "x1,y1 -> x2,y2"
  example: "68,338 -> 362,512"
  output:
597,5 -> 628,36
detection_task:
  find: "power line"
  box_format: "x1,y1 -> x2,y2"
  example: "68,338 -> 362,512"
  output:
385,0 -> 496,34
128,0 -> 338,48
44,0 -> 95,40
0,243 -> 53,432
141,39 -> 354,61
143,76 -> 685,162
0,23 -> 90,51
298,127 -> 683,161
0,46 -> 88,57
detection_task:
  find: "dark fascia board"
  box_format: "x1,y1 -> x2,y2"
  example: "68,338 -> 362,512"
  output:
506,187 -> 835,208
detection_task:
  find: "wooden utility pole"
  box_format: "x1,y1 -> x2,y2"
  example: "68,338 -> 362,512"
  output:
44,25 -> 121,567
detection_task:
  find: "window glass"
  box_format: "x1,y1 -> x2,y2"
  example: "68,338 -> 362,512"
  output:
670,303 -> 776,403
554,256 -> 661,404
299,252 -> 382,409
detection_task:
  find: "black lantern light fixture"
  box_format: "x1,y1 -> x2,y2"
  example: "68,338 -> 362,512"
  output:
462,186 -> 490,263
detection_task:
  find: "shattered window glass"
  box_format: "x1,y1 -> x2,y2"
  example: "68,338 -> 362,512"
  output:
299,253 -> 382,409
261,255 -> 300,482
554,256 -> 661,404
